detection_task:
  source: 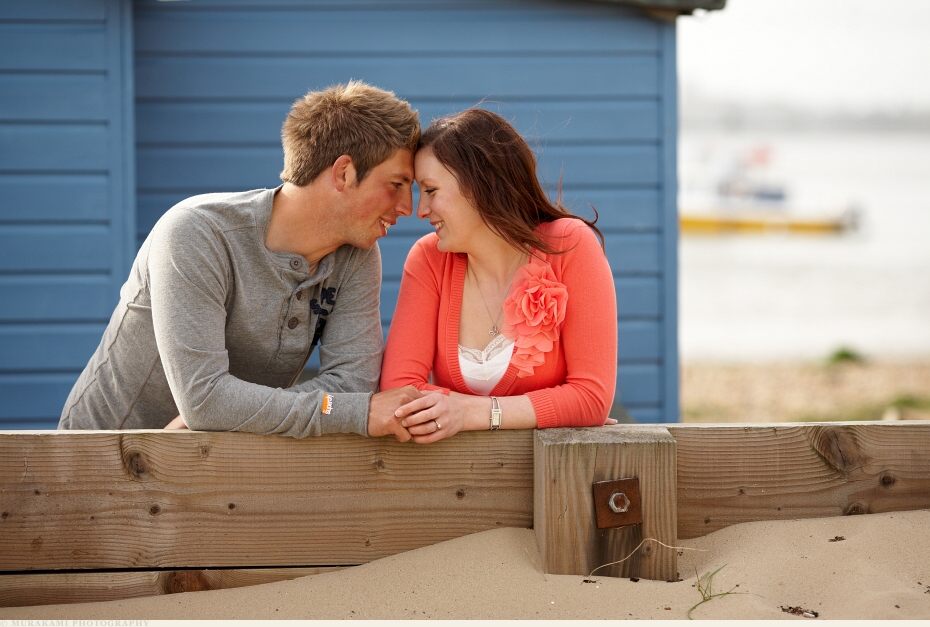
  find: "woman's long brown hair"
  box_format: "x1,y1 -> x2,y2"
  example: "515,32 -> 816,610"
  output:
419,108 -> 604,256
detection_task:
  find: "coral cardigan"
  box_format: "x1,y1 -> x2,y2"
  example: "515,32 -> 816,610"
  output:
380,218 -> 617,428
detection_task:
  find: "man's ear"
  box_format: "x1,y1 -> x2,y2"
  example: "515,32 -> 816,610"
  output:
330,154 -> 356,192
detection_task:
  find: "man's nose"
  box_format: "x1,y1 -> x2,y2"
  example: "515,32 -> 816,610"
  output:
397,190 -> 413,217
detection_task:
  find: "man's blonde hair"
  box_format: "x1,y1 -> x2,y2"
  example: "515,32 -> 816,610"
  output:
280,81 -> 419,186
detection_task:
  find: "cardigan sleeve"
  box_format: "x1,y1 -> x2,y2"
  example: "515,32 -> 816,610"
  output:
380,236 -> 450,394
525,220 -> 617,427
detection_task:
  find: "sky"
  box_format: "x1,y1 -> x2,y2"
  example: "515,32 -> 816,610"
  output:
677,0 -> 930,113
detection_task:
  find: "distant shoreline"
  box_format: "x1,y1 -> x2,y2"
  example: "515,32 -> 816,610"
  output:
681,101 -> 930,134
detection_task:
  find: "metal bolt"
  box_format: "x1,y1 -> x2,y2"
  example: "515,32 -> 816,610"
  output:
608,491 -> 630,514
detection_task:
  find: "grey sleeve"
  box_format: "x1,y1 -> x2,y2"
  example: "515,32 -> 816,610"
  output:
289,244 -> 383,435
147,210 -> 367,438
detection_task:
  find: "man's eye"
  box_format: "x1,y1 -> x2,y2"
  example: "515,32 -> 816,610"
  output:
424,188 -> 436,195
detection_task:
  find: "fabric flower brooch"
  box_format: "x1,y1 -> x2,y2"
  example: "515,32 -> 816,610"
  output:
501,261 -> 568,377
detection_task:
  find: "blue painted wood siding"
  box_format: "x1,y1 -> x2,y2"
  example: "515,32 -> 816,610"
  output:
134,0 -> 678,424
0,0 -> 136,429
2,0 -> 678,426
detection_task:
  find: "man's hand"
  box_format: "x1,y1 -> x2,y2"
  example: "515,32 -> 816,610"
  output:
368,386 -> 421,442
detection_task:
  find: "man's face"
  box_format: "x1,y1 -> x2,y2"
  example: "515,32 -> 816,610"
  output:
342,148 -> 415,249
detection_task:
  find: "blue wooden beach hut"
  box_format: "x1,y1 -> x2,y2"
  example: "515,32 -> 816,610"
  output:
0,0 -> 723,429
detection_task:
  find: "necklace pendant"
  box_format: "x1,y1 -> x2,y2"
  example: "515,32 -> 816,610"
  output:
489,326 -> 499,337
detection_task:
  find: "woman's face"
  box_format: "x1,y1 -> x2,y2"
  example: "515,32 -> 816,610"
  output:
414,148 -> 488,253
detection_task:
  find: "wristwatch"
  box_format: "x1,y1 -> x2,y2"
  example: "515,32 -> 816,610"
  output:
489,396 -> 502,430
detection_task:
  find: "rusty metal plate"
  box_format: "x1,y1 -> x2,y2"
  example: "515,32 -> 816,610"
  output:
592,477 -> 642,529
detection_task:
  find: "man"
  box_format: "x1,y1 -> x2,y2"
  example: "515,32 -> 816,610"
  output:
59,81 -> 419,441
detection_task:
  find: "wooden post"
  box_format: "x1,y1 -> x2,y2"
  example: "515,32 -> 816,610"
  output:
534,426 -> 678,581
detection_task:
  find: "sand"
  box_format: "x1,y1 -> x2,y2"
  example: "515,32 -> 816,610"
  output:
4,509 -> 929,620
682,360 -> 930,423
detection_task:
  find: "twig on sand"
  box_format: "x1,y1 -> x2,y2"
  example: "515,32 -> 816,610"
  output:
781,605 -> 819,618
588,538 -> 706,576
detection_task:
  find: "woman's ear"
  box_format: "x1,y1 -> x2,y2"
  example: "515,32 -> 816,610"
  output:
330,154 -> 357,192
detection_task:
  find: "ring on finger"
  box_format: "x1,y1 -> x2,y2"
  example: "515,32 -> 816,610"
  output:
433,419 -> 442,431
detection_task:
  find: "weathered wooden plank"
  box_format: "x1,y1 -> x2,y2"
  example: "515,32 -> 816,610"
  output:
2,422 -> 928,590
534,426 -> 677,581
134,7 -> 658,55
0,76 -> 108,122
616,365 -> 663,406
0,566 -> 338,608
0,125 -> 109,172
0,430 -> 533,571
0,375 -> 78,424
0,225 -> 112,272
0,324 -> 104,370
0,24 -> 107,72
0,174 -> 109,223
134,56 -> 660,100
0,276 -> 113,323
668,422 -> 930,540
0,0 -> 105,21
135,101 -> 661,146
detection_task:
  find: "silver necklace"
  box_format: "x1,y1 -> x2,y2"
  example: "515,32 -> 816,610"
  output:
467,253 -> 526,337
467,265 -> 504,336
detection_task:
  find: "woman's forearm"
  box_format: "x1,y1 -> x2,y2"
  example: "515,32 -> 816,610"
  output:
454,392 -> 537,431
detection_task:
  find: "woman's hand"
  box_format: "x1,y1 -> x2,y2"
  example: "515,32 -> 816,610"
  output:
164,415 -> 189,430
393,392 -> 617,443
394,392 -> 474,444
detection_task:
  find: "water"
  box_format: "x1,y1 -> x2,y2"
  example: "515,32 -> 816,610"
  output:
679,129 -> 930,362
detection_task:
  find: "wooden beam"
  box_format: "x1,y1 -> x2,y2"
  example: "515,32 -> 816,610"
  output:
0,566 -> 339,608
669,422 -> 930,539
2,421 -> 929,598
0,430 -> 533,571
534,426 -> 678,581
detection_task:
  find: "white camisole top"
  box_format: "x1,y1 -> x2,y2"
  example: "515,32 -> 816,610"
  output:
458,334 -> 515,395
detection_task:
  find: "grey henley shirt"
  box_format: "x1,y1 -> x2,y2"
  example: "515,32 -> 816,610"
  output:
59,187 -> 382,437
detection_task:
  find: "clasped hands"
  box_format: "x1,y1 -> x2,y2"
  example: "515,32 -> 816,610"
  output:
164,385 -> 470,444
368,385 -> 464,444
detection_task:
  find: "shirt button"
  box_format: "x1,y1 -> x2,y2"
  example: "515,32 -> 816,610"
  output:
290,258 -> 301,270
295,290 -> 303,301
287,317 -> 299,329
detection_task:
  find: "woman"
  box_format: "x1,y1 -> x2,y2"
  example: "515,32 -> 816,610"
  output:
380,109 -> 617,443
